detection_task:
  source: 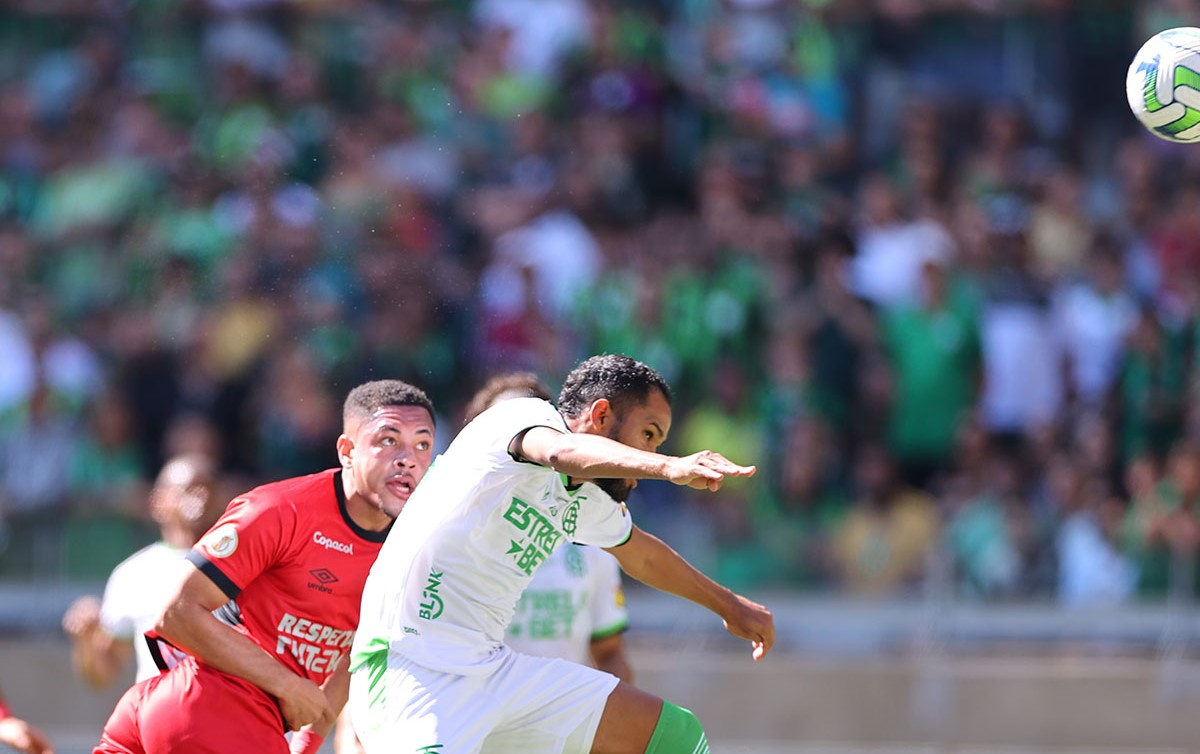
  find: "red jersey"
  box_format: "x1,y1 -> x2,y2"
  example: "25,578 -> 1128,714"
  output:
186,469 -> 388,685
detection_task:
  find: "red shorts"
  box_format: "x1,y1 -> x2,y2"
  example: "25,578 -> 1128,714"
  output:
94,657 -> 289,754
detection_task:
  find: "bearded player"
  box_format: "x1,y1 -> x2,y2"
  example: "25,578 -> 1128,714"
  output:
349,355 -> 773,754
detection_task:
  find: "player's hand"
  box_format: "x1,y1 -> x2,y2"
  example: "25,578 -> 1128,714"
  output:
720,593 -> 774,662
61,596 -> 102,639
665,451 -> 755,492
0,716 -> 56,754
276,674 -> 336,732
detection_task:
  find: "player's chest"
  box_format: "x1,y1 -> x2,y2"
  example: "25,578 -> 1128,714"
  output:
485,482 -> 589,577
266,530 -> 380,607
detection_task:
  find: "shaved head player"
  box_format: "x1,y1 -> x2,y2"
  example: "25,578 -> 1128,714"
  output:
93,380 -> 436,754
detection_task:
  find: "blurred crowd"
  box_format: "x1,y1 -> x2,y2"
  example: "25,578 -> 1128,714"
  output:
2,0 -> 1200,606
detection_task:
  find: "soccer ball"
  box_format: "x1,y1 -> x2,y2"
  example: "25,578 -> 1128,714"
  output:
1127,27 -> 1200,142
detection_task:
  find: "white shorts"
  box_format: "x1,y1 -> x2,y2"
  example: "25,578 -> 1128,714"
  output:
349,646 -> 620,754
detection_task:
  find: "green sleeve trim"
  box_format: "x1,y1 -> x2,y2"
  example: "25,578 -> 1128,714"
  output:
608,528 -> 633,548
590,619 -> 629,641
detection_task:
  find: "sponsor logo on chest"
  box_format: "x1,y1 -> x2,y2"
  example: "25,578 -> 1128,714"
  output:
313,531 -> 354,554
418,569 -> 445,620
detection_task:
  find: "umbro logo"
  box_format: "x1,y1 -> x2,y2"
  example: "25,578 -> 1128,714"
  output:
310,568 -> 338,585
308,568 -> 338,593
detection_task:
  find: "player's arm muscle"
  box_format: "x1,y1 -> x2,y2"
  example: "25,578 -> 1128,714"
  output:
511,426 -> 670,480
512,427 -> 754,489
606,526 -> 774,660
155,567 -> 329,723
317,659 -> 351,732
605,526 -> 729,613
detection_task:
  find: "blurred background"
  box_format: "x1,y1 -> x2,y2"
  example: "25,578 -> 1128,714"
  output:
3,0 -> 1200,751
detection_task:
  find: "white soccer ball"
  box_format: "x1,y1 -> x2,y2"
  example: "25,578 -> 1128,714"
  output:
1128,27 -> 1200,143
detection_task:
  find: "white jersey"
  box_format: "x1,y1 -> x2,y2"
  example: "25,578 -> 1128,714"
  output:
99,541 -> 189,682
353,398 -> 633,675
505,545 -> 628,666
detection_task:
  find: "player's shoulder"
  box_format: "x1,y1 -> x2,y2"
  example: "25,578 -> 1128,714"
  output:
450,397 -> 566,462
238,468 -> 340,510
471,397 -> 563,432
110,541 -> 176,576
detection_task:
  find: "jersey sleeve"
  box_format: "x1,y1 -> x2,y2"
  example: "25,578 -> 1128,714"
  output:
475,397 -> 568,467
186,494 -> 295,600
588,549 -> 629,640
569,482 -> 633,548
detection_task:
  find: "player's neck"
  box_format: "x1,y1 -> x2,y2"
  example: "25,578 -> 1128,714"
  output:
341,477 -> 395,532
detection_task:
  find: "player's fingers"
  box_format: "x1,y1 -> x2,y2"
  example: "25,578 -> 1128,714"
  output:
699,455 -> 756,476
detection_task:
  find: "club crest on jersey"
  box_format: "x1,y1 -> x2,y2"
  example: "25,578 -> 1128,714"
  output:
561,501 -> 580,537
205,524 -> 239,558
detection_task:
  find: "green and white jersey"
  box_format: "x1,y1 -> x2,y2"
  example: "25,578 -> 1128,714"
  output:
505,544 -> 628,666
352,397 -> 633,675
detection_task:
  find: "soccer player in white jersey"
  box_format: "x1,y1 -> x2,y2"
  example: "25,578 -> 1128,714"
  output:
334,373 -> 632,754
349,354 -> 773,754
467,373 -> 634,682
62,454 -> 221,689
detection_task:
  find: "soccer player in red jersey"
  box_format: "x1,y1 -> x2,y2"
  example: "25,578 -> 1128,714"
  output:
93,380 -> 436,754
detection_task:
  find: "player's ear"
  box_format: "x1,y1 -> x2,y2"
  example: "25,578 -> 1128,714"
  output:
336,434 -> 354,468
588,398 -> 612,431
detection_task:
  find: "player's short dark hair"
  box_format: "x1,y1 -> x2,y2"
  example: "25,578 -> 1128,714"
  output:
463,372 -> 552,425
557,354 -> 672,420
343,380 -> 435,425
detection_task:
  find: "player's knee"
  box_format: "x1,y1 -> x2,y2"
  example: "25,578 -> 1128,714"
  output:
643,701 -> 709,754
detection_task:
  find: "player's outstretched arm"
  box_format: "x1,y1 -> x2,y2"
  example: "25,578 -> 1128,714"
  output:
514,427 -> 755,490
155,567 -> 333,730
606,526 -> 774,661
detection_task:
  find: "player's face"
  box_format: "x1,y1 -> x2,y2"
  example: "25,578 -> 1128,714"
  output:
598,388 -> 672,502
348,405 -> 435,520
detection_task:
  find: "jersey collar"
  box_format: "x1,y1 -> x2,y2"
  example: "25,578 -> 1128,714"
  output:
334,470 -> 392,543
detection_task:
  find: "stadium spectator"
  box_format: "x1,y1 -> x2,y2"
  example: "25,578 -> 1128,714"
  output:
2,1 -> 1199,605
1053,457 -> 1135,607
0,378 -> 77,577
831,444 -> 939,596
1123,440 -> 1200,598
93,380 -> 436,754
62,453 -> 221,690
882,253 -> 982,489
1051,236 -> 1138,408
349,354 -> 771,754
